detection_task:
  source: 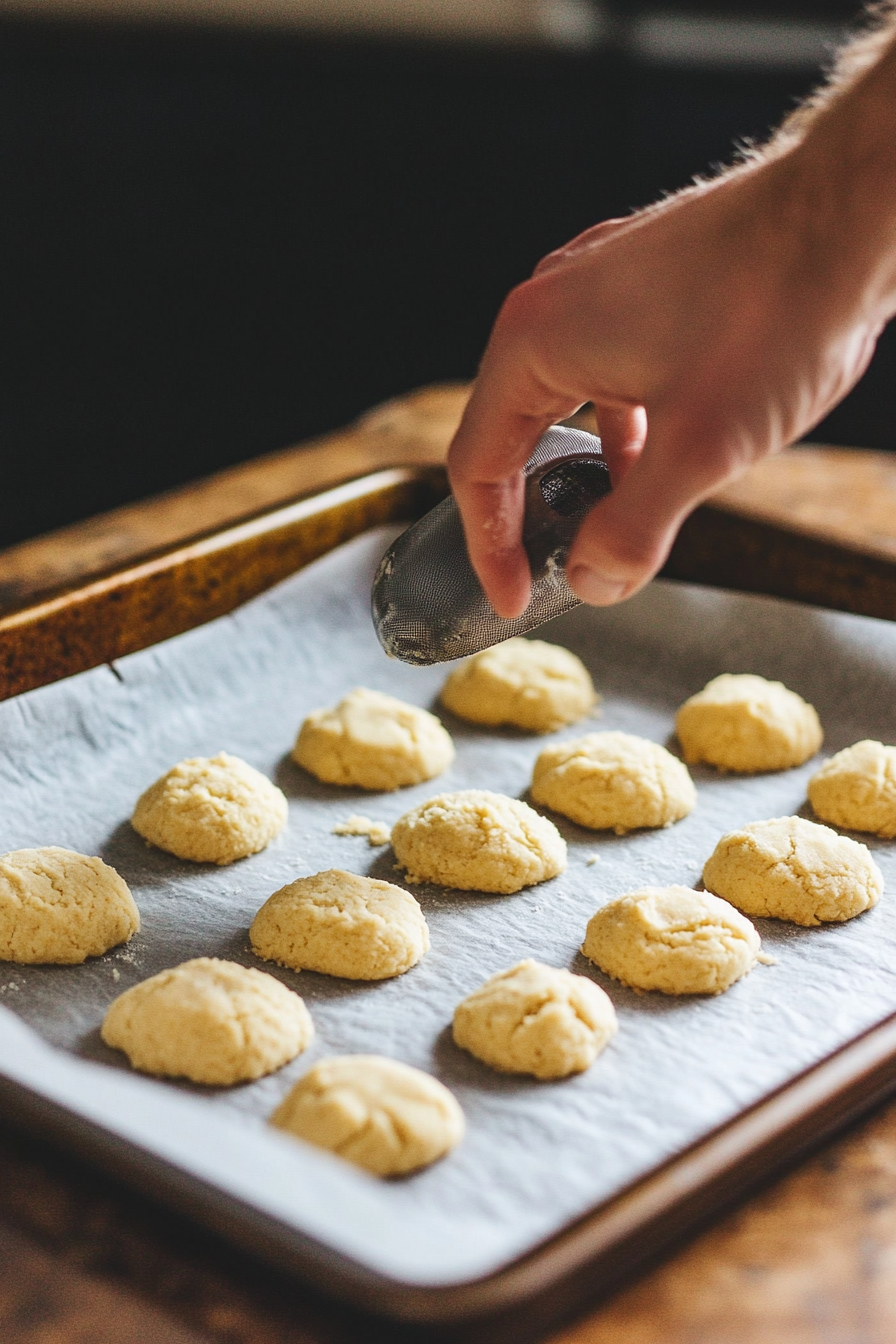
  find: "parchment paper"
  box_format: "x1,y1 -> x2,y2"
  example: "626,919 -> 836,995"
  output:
1,525 -> 896,1288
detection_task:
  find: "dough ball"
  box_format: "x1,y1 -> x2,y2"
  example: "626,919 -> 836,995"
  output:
250,869 -> 429,980
703,815 -> 882,926
440,637 -> 597,733
293,687 -> 455,791
101,957 -> 313,1085
582,886 -> 760,995
675,673 -> 823,773
452,959 -> 617,1080
391,790 -> 566,894
808,740 -> 896,838
0,847 -> 139,965
132,752 -> 287,865
531,731 -> 695,833
270,1055 -> 464,1176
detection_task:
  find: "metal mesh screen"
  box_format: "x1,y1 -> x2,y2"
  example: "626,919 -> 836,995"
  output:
371,424 -> 610,665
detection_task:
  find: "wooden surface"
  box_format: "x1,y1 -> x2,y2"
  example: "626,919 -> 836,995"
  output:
3,386 -> 896,1342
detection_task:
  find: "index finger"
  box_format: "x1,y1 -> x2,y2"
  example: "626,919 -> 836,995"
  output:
447,329 -> 583,619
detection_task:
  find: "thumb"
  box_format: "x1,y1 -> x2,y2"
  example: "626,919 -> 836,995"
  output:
566,415 -> 728,605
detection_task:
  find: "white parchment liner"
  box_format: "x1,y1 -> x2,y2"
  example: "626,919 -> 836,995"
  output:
0,525 -> 894,1286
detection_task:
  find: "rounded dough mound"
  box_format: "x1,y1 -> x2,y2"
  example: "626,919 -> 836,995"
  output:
808,740 -> 896,838
440,637 -> 597,734
132,752 -> 287,865
293,687 -> 454,791
0,848 -> 139,965
531,731 -> 696,833
675,673 -> 822,773
101,957 -> 313,1085
582,886 -> 760,995
703,815 -> 882,926
391,790 -> 566,894
270,1055 -> 464,1176
452,959 -> 617,1080
250,869 -> 429,980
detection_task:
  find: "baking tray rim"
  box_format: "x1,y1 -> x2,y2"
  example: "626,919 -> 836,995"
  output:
3,469 -> 896,1331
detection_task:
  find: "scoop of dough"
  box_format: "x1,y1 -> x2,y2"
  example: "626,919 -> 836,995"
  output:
270,1055 -> 464,1176
250,869 -> 429,980
101,957 -> 313,1085
808,740 -> 896,838
391,789 -> 566,894
132,752 -> 287,865
675,673 -> 822,772
531,731 -> 695,833
452,959 -> 617,1079
293,687 -> 455,791
0,847 -> 139,965
703,815 -> 882,926
582,886 -> 760,995
440,637 -> 597,733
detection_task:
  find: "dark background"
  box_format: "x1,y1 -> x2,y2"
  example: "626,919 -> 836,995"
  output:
0,0 -> 892,549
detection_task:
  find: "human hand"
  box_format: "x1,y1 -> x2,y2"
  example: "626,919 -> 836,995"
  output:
448,55 -> 896,618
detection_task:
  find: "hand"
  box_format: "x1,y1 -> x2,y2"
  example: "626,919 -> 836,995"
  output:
447,25 -> 896,618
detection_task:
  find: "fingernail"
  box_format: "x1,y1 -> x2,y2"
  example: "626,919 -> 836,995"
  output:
568,566 -> 627,606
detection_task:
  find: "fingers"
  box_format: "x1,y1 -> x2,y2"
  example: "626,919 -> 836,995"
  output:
448,295 -> 584,618
566,414 -> 730,605
592,403 -> 647,485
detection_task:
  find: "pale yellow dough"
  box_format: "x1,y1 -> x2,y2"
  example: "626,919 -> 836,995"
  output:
0,847 -> 139,965
440,637 -> 597,733
101,957 -> 313,1084
582,886 -> 760,995
703,815 -> 882,926
808,740 -> 896,838
531,731 -> 695,833
270,1055 -> 464,1176
332,815 -> 392,846
132,752 -> 287,865
452,959 -> 617,1079
391,789 -> 566,894
675,673 -> 823,773
293,687 -> 454,791
250,869 -> 429,980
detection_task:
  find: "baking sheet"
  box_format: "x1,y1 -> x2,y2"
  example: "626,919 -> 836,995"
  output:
1,524 -> 896,1289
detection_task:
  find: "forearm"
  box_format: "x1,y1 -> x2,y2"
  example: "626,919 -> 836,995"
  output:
763,4 -> 896,325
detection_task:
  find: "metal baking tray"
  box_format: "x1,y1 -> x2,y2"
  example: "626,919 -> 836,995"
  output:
1,477 -> 896,1341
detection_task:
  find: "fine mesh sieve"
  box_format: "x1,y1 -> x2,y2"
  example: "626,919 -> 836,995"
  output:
371,424 -> 611,665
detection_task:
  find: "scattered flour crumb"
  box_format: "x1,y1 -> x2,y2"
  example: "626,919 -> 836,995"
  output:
756,952 -> 779,966
333,815 -> 392,847
0,982 -> 20,994
585,855 -> 601,866
112,967 -> 121,981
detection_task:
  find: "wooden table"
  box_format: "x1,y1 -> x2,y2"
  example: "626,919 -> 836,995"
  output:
3,384 -> 896,1344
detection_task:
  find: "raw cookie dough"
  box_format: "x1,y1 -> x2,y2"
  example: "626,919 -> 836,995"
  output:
391,790 -> 566,894
582,886 -> 760,995
101,957 -> 313,1085
270,1055 -> 464,1176
293,687 -> 455,792
132,752 -> 287,865
531,731 -> 696,833
452,959 -> 618,1079
332,815 -> 392,846
808,740 -> 896,838
440,637 -> 598,733
675,673 -> 823,773
0,847 -> 139,965
250,869 -> 429,980
703,815 -> 883,926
